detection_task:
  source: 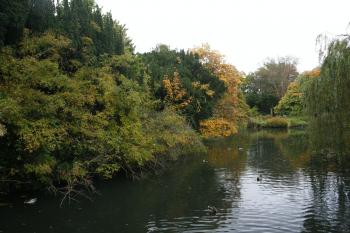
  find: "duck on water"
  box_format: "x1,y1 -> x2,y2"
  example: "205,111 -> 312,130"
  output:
257,174 -> 262,181
207,206 -> 218,215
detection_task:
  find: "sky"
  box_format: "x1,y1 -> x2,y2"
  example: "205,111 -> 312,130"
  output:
96,0 -> 350,73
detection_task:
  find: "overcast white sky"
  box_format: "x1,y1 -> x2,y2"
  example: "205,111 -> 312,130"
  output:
96,0 -> 350,73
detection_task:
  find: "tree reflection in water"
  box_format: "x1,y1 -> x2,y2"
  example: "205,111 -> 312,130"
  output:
1,129 -> 350,233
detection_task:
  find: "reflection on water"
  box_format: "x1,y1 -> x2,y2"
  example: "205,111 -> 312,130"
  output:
1,129 -> 350,233
308,113 -> 350,162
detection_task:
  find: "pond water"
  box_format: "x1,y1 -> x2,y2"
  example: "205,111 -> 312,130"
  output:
1,129 -> 350,233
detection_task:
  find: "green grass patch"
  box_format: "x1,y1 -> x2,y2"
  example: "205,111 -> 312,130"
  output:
248,116 -> 308,129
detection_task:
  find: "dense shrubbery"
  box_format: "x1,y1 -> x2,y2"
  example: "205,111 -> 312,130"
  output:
0,0 -> 214,193
141,45 -> 226,128
0,32 -> 206,192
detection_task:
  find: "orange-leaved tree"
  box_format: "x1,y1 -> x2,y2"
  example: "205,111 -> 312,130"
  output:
192,44 -> 248,137
162,71 -> 192,111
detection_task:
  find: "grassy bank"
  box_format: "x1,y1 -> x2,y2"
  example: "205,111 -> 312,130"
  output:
247,116 -> 308,129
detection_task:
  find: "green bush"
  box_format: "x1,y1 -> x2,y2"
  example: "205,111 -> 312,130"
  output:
265,117 -> 288,128
275,70 -> 319,117
0,34 -> 206,193
247,116 -> 289,129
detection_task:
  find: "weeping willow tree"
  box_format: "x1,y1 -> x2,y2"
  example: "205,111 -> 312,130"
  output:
305,36 -> 350,162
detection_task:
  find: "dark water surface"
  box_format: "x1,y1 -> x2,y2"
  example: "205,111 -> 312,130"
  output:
1,129 -> 350,233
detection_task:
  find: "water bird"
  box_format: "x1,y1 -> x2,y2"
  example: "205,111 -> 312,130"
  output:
207,205 -> 218,215
24,198 -> 37,205
257,174 -> 262,181
238,147 -> 244,151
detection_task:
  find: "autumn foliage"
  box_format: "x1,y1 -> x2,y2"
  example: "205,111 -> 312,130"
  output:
193,44 -> 248,137
162,71 -> 192,111
274,68 -> 320,116
199,118 -> 237,137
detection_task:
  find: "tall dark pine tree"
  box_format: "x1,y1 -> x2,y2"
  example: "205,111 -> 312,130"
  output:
114,24 -> 124,55
102,12 -> 115,54
0,0 -> 130,56
56,0 -> 73,36
26,0 -> 56,33
0,0 -> 29,46
91,5 -> 103,54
